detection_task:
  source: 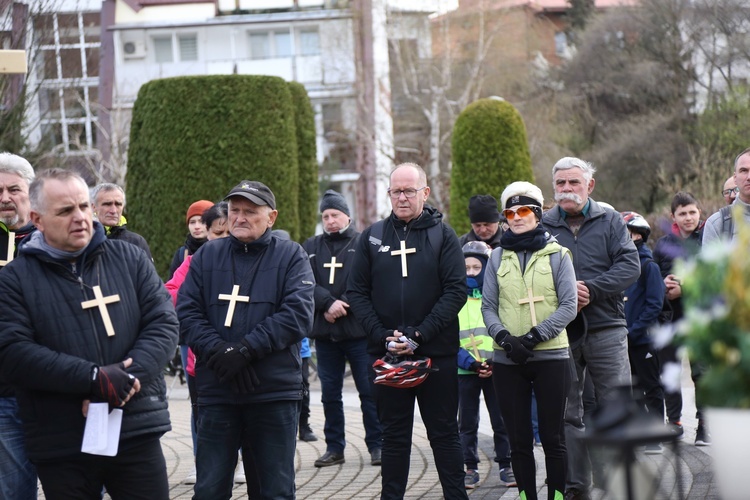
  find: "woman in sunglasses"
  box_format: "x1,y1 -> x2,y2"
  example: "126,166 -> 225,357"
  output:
481,181 -> 577,500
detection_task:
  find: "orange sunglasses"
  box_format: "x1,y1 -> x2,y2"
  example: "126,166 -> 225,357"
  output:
502,206 -> 535,219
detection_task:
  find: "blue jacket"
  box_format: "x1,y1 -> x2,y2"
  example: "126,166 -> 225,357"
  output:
624,242 -> 665,346
0,223 -> 178,460
177,229 -> 315,405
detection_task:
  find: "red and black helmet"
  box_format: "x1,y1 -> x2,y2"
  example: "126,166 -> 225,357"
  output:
372,354 -> 439,388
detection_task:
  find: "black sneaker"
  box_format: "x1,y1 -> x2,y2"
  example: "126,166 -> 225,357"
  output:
299,423 -> 318,442
695,421 -> 711,446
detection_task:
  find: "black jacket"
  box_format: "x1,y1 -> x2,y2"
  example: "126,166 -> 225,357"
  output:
105,224 -> 153,261
168,234 -> 206,279
302,227 -> 366,342
0,223 -> 178,460
177,229 -> 315,405
458,227 -> 503,249
653,224 -> 703,322
347,207 -> 467,357
0,221 -> 37,398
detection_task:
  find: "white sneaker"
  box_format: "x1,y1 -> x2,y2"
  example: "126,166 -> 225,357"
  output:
183,465 -> 197,484
234,460 -> 246,484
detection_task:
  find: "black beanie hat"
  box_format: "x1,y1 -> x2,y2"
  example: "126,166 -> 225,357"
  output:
320,190 -> 350,217
468,195 -> 500,223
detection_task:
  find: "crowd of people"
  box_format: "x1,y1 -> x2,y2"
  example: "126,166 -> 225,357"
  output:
0,148 -> 746,499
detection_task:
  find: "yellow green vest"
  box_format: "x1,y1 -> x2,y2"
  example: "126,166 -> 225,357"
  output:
458,297 -> 494,374
496,243 -> 569,351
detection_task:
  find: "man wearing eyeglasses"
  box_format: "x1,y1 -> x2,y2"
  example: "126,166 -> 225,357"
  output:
347,163 -> 469,500
722,176 -> 738,205
542,157 -> 640,500
704,147 -> 750,245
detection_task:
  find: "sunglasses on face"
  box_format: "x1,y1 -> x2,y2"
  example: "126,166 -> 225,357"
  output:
502,206 -> 535,219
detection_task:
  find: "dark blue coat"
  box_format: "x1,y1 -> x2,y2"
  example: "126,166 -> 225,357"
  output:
177,229 -> 315,405
0,223 -> 178,460
624,243 -> 666,346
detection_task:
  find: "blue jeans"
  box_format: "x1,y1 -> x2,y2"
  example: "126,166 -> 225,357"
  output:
457,374 -> 510,470
194,401 -> 298,500
0,397 -> 37,500
316,338 -> 382,453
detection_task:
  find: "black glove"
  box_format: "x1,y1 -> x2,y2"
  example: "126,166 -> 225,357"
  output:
498,334 -> 534,365
520,327 -> 543,351
468,361 -> 484,373
400,326 -> 421,351
91,362 -> 135,407
230,364 -> 261,394
206,341 -> 253,383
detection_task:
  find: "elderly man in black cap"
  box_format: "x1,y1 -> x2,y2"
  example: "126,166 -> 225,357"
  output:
178,180 -> 315,500
302,190 -> 383,468
459,194 -> 504,249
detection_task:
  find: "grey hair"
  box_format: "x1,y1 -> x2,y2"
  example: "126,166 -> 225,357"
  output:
91,183 -> 126,207
552,157 -> 597,184
391,163 -> 428,187
0,152 -> 35,186
29,168 -> 88,214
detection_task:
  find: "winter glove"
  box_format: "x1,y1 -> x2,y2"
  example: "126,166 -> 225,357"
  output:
520,327 -> 543,351
91,362 -> 135,407
230,364 -> 261,394
400,326 -> 421,351
498,334 -> 534,365
206,341 -> 253,383
469,361 -> 484,373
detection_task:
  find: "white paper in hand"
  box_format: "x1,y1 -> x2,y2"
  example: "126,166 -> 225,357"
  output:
81,403 -> 123,456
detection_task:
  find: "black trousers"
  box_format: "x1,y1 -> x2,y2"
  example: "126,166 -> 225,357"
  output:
493,360 -> 569,500
628,343 -> 665,421
372,355 -> 468,500
35,435 -> 168,500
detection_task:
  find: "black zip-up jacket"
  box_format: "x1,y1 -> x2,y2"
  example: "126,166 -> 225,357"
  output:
347,207 -> 467,357
302,226 -> 366,342
0,221 -> 37,398
105,224 -> 153,261
177,229 -> 315,405
0,223 -> 178,460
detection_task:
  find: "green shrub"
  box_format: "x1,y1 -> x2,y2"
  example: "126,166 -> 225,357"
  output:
450,98 -> 534,236
126,75 -> 299,278
288,81 -> 319,241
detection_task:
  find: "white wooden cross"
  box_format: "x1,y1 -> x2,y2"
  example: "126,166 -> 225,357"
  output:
81,286 -> 121,337
391,240 -> 416,278
0,231 -> 15,266
0,50 -> 27,74
218,284 -> 249,327
323,256 -> 343,285
518,288 -> 544,327
465,333 -> 483,361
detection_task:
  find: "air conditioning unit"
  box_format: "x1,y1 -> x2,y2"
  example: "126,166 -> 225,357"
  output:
122,40 -> 146,60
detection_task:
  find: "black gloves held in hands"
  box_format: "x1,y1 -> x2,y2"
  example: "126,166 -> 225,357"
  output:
91,362 -> 135,407
230,364 -> 261,394
206,340 -> 254,383
520,327 -> 543,351
469,361 -> 484,373
496,329 -> 535,365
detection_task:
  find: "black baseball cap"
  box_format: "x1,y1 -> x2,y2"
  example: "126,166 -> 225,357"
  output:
225,180 -> 276,210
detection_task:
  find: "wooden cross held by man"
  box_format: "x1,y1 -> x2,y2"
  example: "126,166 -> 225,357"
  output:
464,333 -> 483,361
323,256 -> 343,285
391,240 -> 416,278
219,285 -> 250,327
518,288 -> 544,327
81,286 -> 121,337
0,231 -> 15,266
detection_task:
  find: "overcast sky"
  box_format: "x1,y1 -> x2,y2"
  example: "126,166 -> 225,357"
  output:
388,0 -> 458,12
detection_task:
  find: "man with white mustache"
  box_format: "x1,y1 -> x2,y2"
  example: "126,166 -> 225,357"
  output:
542,157 -> 640,500
0,152 -> 38,499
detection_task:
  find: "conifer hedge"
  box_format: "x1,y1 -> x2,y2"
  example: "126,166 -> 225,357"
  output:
289,81 -> 319,241
126,75 -> 300,278
449,97 -> 534,236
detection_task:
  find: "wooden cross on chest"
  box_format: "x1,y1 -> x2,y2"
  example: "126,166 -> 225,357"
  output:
218,285 -> 250,327
391,240 -> 416,277
0,231 -> 15,266
0,50 -> 27,74
81,286 -> 121,337
518,288 -> 544,327
323,256 -> 343,285
465,333 -> 483,361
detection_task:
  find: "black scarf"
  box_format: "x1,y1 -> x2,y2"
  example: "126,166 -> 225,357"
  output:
185,233 -> 207,255
499,224 -> 548,252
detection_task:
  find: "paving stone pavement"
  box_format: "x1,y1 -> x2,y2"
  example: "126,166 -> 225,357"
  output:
154,358 -> 718,500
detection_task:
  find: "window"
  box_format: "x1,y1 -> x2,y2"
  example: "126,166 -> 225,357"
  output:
275,32 -> 291,58
178,35 -> 198,61
554,32 -> 568,56
153,36 -> 173,63
322,103 -> 343,139
299,29 -> 320,56
250,33 -> 271,59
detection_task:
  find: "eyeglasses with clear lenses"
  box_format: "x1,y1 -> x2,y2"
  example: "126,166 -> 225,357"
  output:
502,206 -> 535,220
387,187 -> 426,199
722,186 -> 739,197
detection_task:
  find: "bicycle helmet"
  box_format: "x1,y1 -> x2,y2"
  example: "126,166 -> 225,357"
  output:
462,240 -> 492,259
621,211 -> 651,242
372,354 -> 438,388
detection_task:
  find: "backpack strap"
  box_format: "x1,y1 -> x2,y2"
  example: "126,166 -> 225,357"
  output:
721,205 -> 734,238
